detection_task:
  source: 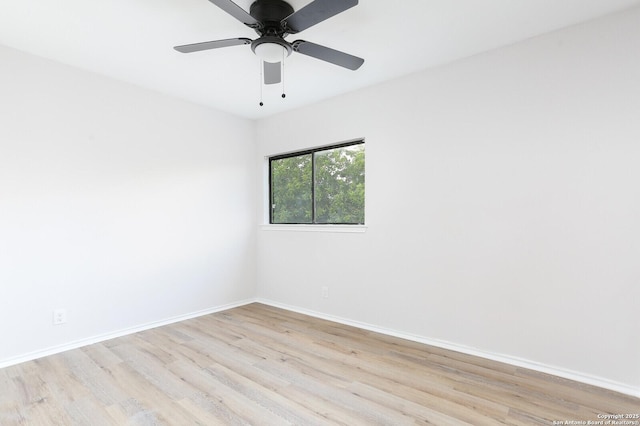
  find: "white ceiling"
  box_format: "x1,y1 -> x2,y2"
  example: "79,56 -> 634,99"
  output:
1,0 -> 639,119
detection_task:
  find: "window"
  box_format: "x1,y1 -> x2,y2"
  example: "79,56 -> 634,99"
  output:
270,140 -> 365,225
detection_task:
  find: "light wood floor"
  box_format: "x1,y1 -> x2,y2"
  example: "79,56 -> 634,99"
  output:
1,303 -> 638,425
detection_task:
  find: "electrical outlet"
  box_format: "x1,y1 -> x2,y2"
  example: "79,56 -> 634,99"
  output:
53,309 -> 67,325
321,286 -> 329,299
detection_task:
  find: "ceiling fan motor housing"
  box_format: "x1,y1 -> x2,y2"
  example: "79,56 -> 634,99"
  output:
250,0 -> 294,36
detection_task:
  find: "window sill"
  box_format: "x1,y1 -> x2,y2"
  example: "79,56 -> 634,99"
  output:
260,224 -> 368,233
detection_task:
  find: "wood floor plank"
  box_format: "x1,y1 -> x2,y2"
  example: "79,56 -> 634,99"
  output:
1,302 -> 638,425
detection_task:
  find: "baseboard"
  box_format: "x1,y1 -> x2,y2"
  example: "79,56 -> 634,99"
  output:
257,298 -> 640,398
0,298 -> 257,370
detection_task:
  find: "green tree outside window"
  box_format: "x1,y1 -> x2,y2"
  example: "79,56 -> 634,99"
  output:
270,141 -> 365,224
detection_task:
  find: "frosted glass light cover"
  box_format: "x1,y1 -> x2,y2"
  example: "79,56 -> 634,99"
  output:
254,42 -> 286,63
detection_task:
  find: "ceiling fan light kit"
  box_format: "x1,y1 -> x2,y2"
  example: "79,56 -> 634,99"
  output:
174,0 -> 364,103
252,36 -> 292,63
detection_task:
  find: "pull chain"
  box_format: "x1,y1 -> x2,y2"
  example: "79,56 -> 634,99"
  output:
281,49 -> 286,99
259,59 -> 264,107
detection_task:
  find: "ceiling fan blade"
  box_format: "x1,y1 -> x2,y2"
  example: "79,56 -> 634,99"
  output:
283,0 -> 358,34
174,38 -> 252,53
292,40 -> 364,70
207,0 -> 260,27
264,61 -> 281,85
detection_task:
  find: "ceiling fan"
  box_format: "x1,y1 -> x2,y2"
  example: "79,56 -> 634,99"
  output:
174,0 -> 364,87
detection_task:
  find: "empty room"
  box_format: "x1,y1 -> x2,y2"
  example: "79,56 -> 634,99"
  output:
1,0 -> 639,424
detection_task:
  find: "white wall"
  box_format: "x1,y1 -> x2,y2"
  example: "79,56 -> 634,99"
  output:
0,45 -> 256,363
255,8 -> 640,393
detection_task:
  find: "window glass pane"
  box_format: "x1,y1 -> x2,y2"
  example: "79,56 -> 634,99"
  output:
271,154 -> 313,223
314,144 -> 365,224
